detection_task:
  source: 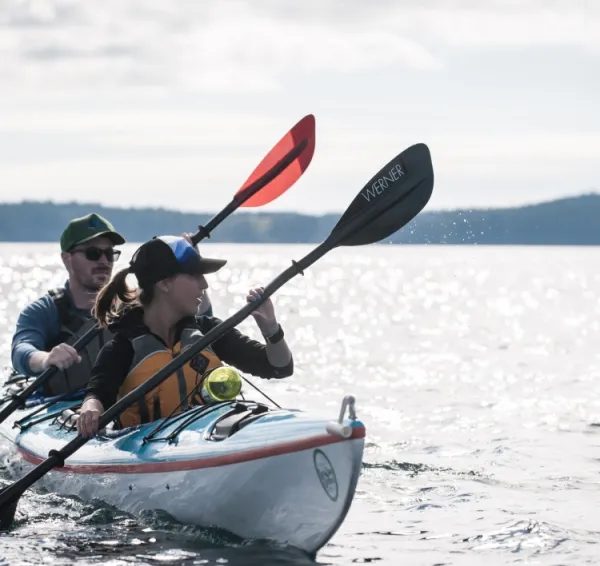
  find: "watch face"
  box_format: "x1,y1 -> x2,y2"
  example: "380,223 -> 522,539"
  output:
190,353 -> 210,374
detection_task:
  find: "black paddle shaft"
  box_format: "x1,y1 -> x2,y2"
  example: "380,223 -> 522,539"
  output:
0,139 -> 314,522
0,142 -> 434,527
0,248 -> 319,515
0,137 -> 312,431
0,325 -> 102,424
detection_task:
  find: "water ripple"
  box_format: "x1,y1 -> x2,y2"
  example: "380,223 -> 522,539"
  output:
1,244 -> 600,564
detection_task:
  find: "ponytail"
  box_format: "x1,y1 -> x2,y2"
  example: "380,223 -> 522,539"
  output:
93,267 -> 137,328
93,267 -> 157,328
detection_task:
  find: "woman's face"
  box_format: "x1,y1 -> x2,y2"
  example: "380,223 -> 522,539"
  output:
166,273 -> 208,317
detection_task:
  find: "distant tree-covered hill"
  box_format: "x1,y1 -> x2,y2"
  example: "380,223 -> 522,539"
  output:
0,194 -> 598,245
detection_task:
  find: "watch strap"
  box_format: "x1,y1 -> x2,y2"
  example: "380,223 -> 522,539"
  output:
264,324 -> 284,344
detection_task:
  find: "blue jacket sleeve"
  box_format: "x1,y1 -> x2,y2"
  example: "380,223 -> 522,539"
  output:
10,295 -> 61,376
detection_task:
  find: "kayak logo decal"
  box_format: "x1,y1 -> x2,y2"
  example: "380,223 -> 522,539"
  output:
313,449 -> 338,502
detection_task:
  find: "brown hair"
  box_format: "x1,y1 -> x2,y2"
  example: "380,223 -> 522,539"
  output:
92,267 -> 155,328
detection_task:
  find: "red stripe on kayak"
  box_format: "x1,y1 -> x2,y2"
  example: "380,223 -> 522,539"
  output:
16,426 -> 365,475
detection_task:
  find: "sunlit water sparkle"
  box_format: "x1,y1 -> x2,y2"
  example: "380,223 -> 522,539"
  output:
0,243 -> 599,565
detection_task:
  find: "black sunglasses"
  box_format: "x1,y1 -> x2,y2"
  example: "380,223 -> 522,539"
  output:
70,246 -> 121,262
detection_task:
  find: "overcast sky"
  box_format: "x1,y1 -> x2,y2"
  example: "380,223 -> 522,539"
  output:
0,0 -> 598,214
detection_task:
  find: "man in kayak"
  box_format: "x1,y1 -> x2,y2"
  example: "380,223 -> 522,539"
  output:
10,213 -> 216,397
76,235 -> 293,437
9,213 -> 127,396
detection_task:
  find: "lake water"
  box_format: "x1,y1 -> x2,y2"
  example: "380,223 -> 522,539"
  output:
0,243 -> 599,566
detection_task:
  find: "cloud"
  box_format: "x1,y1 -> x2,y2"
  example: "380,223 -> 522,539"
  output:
0,0 -> 441,94
0,107 -> 277,135
252,0 -> 600,49
412,5 -> 600,49
22,44 -> 140,61
2,1 -> 598,94
0,0 -> 597,215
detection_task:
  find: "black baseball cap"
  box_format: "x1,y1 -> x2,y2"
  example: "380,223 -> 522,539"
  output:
130,236 -> 227,288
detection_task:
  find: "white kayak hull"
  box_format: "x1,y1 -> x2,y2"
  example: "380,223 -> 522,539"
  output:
0,391 -> 365,555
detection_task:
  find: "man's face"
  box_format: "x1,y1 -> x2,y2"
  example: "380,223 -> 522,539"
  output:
61,236 -> 120,292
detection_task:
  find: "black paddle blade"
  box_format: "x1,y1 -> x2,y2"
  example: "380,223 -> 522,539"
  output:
328,143 -> 434,247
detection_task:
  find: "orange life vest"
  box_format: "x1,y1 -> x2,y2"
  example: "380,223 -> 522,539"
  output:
117,327 -> 222,428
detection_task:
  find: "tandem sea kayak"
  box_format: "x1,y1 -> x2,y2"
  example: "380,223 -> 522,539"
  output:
0,374 -> 365,556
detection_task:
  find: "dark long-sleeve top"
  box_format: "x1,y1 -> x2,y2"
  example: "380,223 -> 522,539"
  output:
85,307 -> 293,409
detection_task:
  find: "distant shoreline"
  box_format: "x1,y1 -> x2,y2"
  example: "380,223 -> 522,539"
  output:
1,193 -> 599,245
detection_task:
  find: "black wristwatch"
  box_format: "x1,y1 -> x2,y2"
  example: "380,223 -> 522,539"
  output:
264,324 -> 285,344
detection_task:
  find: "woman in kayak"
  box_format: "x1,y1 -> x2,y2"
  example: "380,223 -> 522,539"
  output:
77,235 -> 293,437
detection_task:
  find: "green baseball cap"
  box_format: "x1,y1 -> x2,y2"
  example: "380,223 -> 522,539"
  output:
60,213 -> 126,252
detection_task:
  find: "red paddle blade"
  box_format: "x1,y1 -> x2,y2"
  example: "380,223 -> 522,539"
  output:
237,114 -> 316,208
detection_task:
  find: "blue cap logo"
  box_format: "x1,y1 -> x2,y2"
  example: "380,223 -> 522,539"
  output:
88,214 -> 101,229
